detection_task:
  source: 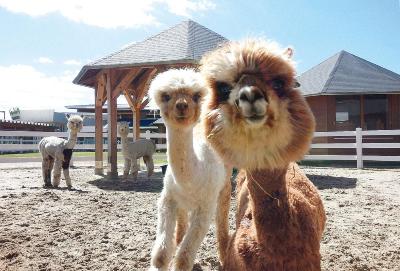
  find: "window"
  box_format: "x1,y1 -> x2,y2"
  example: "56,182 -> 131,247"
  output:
335,96 -> 360,130
364,95 -> 387,130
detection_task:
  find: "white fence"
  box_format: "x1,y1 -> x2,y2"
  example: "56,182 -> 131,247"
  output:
1,128 -> 399,168
304,128 -> 400,168
0,130 -> 167,151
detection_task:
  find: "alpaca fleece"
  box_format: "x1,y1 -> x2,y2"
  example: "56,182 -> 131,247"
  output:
38,115 -> 83,188
200,39 -> 326,271
148,69 -> 231,271
117,121 -> 156,179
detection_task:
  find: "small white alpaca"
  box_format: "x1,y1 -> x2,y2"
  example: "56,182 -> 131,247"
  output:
117,121 -> 156,180
148,69 -> 231,271
38,114 -> 83,188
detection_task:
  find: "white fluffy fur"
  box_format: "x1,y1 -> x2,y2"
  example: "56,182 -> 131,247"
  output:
148,69 -> 230,271
38,115 -> 83,188
117,121 -> 156,179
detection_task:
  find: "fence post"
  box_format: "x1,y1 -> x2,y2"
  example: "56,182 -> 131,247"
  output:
356,127 -> 363,169
145,130 -> 151,140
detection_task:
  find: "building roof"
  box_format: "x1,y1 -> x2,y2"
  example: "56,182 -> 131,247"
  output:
297,50 -> 400,96
73,20 -> 228,86
65,104 -> 158,111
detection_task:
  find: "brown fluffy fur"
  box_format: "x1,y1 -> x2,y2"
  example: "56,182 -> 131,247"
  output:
200,39 -> 326,270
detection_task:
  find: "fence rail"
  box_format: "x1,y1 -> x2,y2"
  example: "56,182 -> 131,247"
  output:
305,128 -> 400,168
1,128 -> 399,168
0,130 -> 167,151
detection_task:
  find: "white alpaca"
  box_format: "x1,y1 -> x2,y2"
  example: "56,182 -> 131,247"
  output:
148,69 -> 231,271
117,121 -> 156,180
38,114 -> 83,188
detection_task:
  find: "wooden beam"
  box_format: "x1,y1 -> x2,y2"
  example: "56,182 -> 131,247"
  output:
96,73 -> 106,107
94,86 -> 104,175
140,97 -> 150,110
134,68 -> 158,108
123,90 -> 136,111
106,69 -> 118,178
112,68 -> 142,100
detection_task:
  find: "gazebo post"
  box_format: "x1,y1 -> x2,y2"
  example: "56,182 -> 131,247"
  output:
94,90 -> 104,175
94,72 -> 106,175
135,107 -> 140,140
106,69 -> 118,178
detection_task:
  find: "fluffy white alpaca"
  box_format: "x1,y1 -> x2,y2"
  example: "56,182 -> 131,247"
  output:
38,114 -> 83,188
117,121 -> 156,180
148,69 -> 231,271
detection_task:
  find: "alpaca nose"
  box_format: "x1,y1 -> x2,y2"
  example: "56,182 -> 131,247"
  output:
176,101 -> 188,112
238,87 -> 265,104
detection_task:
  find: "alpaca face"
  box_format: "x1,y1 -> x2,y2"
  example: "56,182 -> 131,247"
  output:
158,89 -> 203,127
67,115 -> 83,132
118,122 -> 130,136
149,69 -> 206,128
201,40 -> 315,169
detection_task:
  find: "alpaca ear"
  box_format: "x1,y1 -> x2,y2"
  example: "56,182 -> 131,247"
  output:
80,114 -> 85,120
283,47 -> 294,59
66,113 -> 70,120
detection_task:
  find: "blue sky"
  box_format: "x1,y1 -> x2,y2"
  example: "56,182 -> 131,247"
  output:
0,0 -> 399,119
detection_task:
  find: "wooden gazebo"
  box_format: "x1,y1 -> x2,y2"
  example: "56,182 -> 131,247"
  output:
73,20 -> 227,177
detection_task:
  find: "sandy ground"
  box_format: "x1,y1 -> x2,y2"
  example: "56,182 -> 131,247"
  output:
0,162 -> 399,271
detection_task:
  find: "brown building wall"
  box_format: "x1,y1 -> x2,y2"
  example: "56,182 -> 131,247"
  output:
306,94 -> 400,157
306,96 -> 328,132
388,94 -> 400,129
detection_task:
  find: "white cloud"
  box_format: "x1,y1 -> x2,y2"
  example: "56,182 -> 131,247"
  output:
37,57 -> 53,64
166,0 -> 215,17
0,0 -> 216,29
63,59 -> 82,66
0,65 -> 93,118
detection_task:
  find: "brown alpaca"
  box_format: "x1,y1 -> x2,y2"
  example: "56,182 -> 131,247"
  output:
200,39 -> 326,271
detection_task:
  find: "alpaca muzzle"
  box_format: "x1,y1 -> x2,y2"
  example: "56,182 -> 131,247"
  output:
236,86 -> 268,124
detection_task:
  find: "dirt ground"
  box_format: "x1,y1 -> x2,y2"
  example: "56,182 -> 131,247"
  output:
0,162 -> 399,271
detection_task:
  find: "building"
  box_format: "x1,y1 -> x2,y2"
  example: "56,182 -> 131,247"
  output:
8,109 -> 71,131
65,104 -> 160,132
297,50 -> 400,156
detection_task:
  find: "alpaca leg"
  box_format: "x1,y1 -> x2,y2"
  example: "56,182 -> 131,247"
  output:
216,177 -> 232,264
63,168 -> 72,188
42,157 -> 52,187
173,207 -> 213,271
151,192 -> 177,270
123,158 -> 131,179
175,208 -> 188,245
130,158 -> 139,180
143,155 -> 154,177
48,157 -> 54,185
52,159 -> 62,188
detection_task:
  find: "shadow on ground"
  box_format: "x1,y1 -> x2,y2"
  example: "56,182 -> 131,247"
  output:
89,171 -> 164,193
307,174 -> 357,190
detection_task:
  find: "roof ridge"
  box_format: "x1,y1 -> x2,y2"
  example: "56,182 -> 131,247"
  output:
321,50 -> 346,93
89,21 -> 191,66
346,51 -> 400,81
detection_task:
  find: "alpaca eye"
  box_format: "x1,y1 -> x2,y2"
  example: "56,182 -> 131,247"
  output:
193,93 -> 201,103
271,79 -> 285,97
161,93 -> 171,102
271,79 -> 284,90
215,81 -> 232,103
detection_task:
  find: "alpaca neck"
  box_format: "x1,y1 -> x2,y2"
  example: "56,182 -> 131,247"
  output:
65,130 -> 78,149
245,165 -> 290,244
120,134 -> 129,146
166,126 -> 197,182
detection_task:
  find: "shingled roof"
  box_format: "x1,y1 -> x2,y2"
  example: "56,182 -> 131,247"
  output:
297,50 -> 400,96
73,20 -> 227,86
